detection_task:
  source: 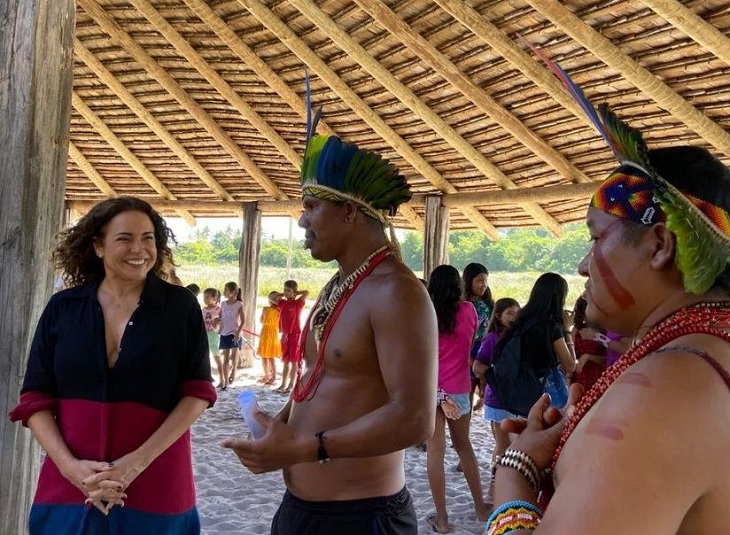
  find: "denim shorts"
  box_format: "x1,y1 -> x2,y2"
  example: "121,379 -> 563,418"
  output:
484,405 -> 518,423
219,334 -> 242,350
450,393 -> 472,416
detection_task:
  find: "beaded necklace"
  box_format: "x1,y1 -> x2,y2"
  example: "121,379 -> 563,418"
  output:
292,245 -> 393,402
551,301 -> 730,472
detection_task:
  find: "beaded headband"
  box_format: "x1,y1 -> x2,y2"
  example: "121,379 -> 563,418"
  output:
590,163 -> 665,226
530,44 -> 730,294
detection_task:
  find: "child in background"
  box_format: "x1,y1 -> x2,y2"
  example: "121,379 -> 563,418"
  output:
219,281 -> 245,390
275,280 -> 308,394
187,283 -> 203,306
257,291 -> 282,385
202,288 -> 223,388
472,298 -> 521,480
571,295 -> 607,392
462,263 -> 494,413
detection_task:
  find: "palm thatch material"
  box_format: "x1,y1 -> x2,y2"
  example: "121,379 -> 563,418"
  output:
68,0 -> 730,233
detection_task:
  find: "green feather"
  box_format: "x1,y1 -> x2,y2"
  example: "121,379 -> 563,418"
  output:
598,104 -> 652,171
656,183 -> 730,294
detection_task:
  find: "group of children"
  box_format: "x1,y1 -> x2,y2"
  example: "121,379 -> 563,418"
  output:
195,279 -> 308,393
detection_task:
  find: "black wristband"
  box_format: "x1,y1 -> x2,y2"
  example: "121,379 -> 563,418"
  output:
315,431 -> 330,464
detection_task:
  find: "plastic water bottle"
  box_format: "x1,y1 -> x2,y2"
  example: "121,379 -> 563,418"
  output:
237,391 -> 266,439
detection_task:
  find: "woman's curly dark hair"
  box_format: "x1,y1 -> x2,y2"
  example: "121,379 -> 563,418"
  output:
428,264 -> 464,335
53,197 -> 176,286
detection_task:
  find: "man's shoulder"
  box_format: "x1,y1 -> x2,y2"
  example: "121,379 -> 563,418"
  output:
367,260 -> 424,295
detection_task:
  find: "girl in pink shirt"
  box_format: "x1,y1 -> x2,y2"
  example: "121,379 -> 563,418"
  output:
426,265 -> 490,533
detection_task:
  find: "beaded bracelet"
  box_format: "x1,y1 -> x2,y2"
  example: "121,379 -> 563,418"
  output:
485,500 -> 542,535
436,388 -> 450,405
498,449 -> 541,494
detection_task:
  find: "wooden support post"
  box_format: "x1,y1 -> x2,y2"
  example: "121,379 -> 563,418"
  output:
0,1 -> 75,532
423,196 -> 450,280
238,203 -> 262,368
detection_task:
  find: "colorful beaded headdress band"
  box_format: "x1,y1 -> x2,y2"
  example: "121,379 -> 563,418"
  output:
300,76 -> 412,226
530,45 -> 730,294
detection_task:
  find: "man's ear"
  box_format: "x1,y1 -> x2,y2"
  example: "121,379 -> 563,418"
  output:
649,223 -> 676,270
343,201 -> 358,225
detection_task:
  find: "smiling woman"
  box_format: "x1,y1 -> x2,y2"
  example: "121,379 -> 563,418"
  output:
9,196 -> 216,535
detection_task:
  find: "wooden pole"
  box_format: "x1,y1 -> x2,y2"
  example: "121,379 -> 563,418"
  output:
423,196 -> 450,280
238,203 -> 262,368
0,1 -> 75,532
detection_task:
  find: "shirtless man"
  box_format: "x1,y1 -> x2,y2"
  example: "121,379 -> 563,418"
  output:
484,68 -> 730,533
223,133 -> 437,535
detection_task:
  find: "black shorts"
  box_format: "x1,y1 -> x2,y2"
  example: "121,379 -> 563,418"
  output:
271,486 -> 417,535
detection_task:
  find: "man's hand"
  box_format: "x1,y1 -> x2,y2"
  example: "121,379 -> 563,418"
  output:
499,383 -> 584,470
221,410 -> 311,473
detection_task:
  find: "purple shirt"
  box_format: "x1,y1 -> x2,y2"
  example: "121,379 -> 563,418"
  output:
475,331 -> 503,408
606,330 -> 623,367
438,301 -> 478,394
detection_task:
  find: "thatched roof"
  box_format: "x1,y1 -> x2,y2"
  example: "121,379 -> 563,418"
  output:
67,0 -> 730,236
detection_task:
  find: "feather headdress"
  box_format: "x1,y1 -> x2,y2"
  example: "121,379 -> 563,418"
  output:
300,74 -> 412,225
529,43 -> 730,294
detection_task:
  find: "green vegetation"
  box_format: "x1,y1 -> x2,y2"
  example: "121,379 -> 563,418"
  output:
174,224 -> 590,274
173,224 -> 591,307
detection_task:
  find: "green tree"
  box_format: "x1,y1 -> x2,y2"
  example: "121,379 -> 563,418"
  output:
401,231 -> 423,272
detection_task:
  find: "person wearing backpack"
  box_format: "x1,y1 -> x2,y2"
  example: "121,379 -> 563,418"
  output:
425,265 -> 491,533
486,273 -> 577,418
472,298 -> 521,481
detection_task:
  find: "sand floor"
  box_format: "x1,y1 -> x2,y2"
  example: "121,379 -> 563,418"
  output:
192,370 -> 496,535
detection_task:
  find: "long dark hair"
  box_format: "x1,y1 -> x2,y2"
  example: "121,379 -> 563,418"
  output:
428,265 -> 464,335
462,262 -> 495,309
511,272 -> 568,332
486,297 -> 520,336
53,196 -> 176,286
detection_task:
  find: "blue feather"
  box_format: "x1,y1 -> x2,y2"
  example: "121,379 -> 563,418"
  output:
524,39 -> 619,154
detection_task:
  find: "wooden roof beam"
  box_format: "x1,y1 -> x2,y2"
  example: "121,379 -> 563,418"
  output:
78,0 -> 289,203
524,0 -> 730,160
133,0 -> 422,230
68,142 -> 117,197
239,0 -> 499,239
433,0 -> 594,130
129,0 -> 301,170
67,182 -> 600,213
289,0 -> 563,237
72,92 -> 196,226
642,0 -> 730,68
74,39 -> 235,202
181,0 -> 335,137
355,0 -> 591,186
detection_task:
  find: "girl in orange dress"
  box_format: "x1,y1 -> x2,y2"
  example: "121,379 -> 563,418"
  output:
257,292 -> 282,385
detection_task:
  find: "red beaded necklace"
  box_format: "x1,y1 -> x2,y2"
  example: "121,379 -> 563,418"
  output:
551,301 -> 730,471
292,246 -> 393,403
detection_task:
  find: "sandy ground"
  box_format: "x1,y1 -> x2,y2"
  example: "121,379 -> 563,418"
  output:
192,370 -> 496,535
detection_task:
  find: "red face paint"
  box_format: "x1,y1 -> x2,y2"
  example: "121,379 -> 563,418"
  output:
592,222 -> 636,310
